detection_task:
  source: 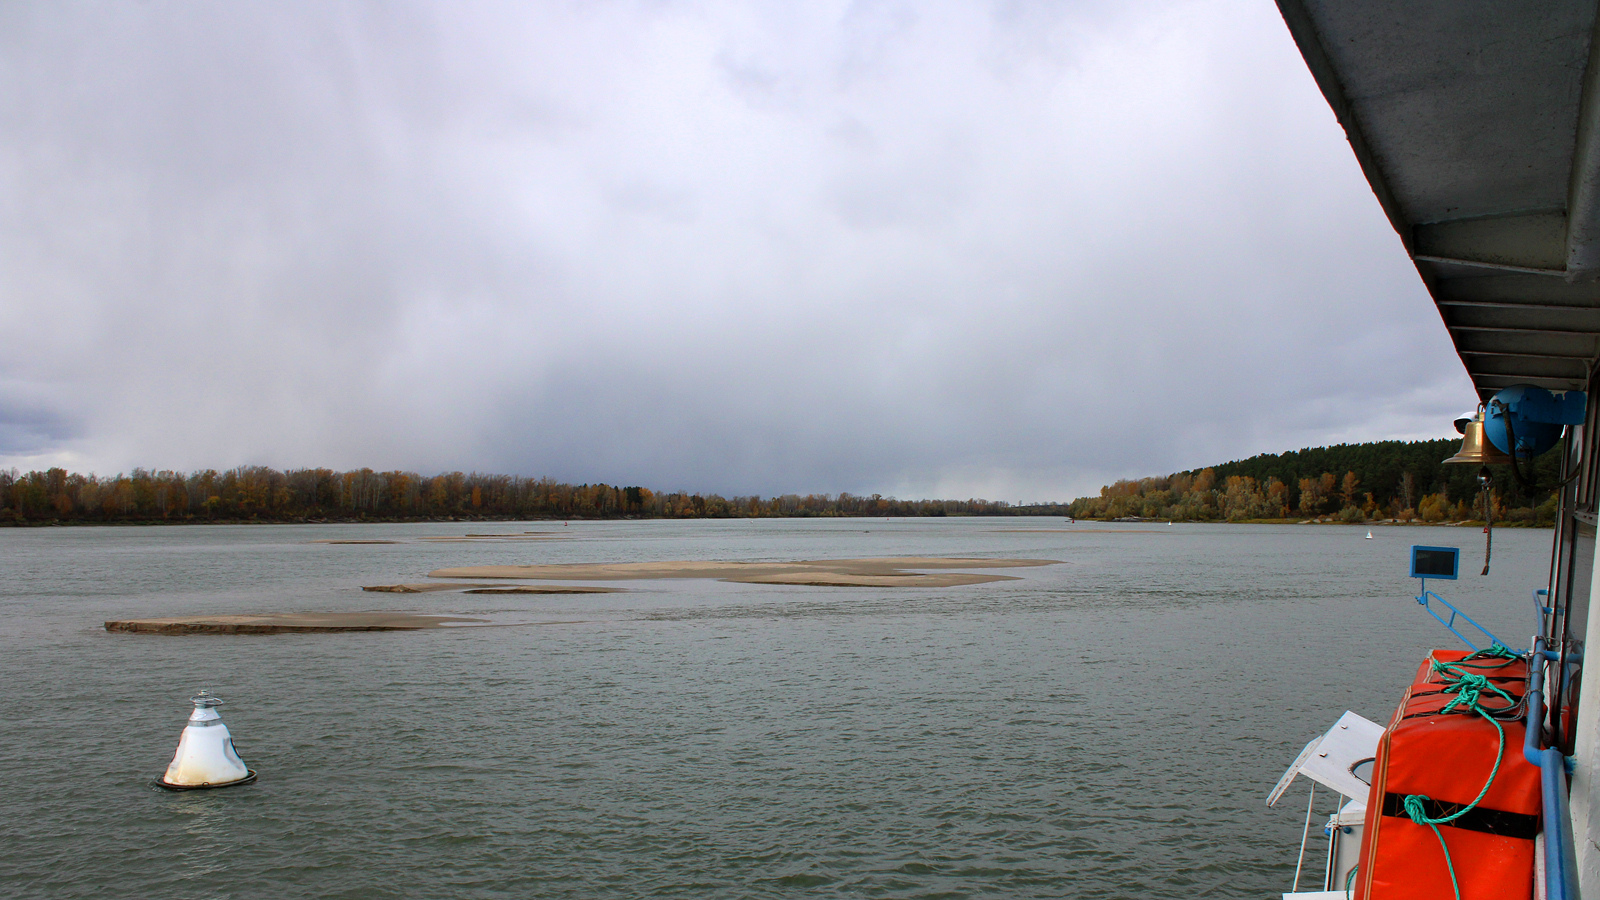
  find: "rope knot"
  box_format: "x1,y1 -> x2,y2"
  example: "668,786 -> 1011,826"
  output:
1402,793 -> 1434,825
1442,673 -> 1491,712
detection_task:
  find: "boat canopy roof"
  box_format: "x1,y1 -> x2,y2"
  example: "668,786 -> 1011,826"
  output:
1278,0 -> 1600,398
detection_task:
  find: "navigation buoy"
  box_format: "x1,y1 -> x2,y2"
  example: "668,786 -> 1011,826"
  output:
157,691 -> 256,790
1366,531 -> 1374,540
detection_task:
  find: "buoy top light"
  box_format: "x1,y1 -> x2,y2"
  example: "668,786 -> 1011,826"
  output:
158,689 -> 256,790
187,690 -> 224,721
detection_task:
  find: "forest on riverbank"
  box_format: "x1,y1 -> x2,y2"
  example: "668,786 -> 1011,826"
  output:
2,436 -> 1562,526
1066,438 -> 1563,524
0,466 -> 1068,525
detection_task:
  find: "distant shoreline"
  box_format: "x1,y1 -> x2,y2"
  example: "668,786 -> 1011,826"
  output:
1076,516 -> 1546,528
0,514 -> 1550,528
0,512 -> 1067,528
0,467 -> 1068,525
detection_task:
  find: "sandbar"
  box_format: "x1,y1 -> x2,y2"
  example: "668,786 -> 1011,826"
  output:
428,556 -> 1058,587
105,612 -> 487,635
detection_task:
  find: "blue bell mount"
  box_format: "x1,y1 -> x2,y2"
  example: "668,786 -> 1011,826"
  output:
1439,385 -> 1586,577
1482,385 -> 1587,460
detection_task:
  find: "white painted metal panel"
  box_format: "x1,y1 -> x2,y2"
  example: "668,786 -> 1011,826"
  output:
1267,711 -> 1384,806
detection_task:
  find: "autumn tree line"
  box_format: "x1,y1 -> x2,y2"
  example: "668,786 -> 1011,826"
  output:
1,438 -> 1563,527
0,466 -> 1064,525
1066,438 -> 1565,524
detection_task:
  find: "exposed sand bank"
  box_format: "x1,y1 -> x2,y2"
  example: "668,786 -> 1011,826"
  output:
105,612 -> 487,635
429,556 -> 1058,587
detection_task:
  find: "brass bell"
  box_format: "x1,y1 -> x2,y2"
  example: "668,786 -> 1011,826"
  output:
1443,412 -> 1512,465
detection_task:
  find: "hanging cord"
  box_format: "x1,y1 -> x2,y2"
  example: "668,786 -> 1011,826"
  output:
1492,400 -> 1537,491
1344,863 -> 1358,899
1480,468 -> 1493,576
1402,645 -> 1522,900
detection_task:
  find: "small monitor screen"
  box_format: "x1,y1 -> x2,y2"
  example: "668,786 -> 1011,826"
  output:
1411,545 -> 1460,580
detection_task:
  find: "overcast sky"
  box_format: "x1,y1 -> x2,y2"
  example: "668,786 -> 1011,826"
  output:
0,0 -> 1470,501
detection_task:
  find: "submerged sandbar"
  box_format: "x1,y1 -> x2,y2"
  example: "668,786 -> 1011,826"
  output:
361,582 -> 620,594
416,533 -> 565,542
429,556 -> 1059,587
992,529 -> 1169,534
461,585 -> 624,594
105,612 -> 487,635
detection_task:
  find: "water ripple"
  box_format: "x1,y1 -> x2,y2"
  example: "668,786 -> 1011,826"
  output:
0,520 -> 1550,898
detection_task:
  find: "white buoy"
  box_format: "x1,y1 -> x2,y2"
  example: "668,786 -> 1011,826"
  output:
157,691 -> 256,790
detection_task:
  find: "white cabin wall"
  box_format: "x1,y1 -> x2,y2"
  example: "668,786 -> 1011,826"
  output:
1572,535 -> 1600,895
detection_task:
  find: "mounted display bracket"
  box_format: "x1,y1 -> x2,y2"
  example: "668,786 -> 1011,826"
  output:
1410,545 -> 1514,652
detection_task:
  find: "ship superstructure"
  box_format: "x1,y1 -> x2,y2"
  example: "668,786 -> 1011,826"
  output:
1274,3 -> 1600,897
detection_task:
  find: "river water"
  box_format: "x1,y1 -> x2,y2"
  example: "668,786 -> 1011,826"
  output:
0,518 -> 1551,899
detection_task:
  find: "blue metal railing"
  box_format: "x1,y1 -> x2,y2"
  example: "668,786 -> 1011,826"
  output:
1414,579 -> 1510,651
1526,638 -> 1580,900
1534,589 -> 1554,640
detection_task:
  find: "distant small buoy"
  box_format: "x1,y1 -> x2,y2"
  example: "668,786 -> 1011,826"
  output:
1365,531 -> 1374,539
157,691 -> 256,790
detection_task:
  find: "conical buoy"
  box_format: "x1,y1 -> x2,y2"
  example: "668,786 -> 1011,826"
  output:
156,691 -> 256,790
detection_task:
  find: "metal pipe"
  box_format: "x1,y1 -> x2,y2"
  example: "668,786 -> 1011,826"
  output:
1525,640 -> 1546,766
1526,638 -> 1579,900
1546,431 -> 1570,642
1539,748 -> 1577,900
1293,782 -> 1314,891
1536,645 -> 1585,665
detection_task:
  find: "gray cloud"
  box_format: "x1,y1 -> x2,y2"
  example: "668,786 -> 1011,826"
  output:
0,0 -> 1467,499
0,384 -> 77,457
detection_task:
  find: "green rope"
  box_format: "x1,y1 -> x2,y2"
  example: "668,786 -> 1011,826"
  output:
1344,863 -> 1358,899
1401,647 -> 1520,900
1402,805 -> 1463,900
1452,643 -> 1521,670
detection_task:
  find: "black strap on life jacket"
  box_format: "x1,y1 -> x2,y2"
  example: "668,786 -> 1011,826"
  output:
1380,792 -> 1539,840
